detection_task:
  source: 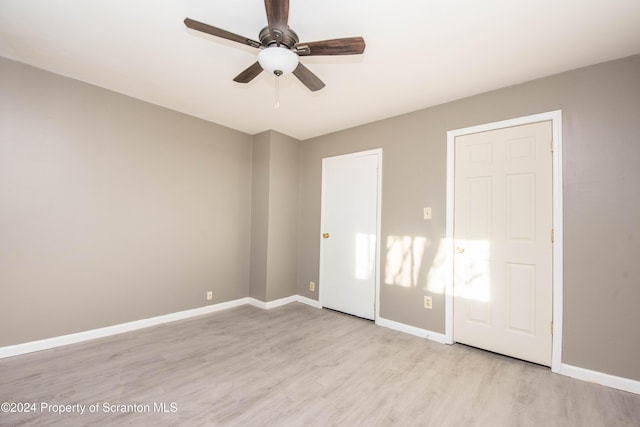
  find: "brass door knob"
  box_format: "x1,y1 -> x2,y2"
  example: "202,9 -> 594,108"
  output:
323,233 -> 330,239
456,246 -> 465,253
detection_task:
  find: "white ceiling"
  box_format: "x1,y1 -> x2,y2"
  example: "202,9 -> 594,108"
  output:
1,1 -> 639,140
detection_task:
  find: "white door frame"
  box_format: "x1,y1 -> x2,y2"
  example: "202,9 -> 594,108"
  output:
445,111 -> 563,373
319,149 -> 383,319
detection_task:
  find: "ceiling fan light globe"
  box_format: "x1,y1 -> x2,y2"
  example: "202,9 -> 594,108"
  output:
258,46 -> 299,76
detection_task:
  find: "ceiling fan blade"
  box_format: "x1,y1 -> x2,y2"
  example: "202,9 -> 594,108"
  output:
264,0 -> 289,42
233,62 -> 264,83
293,63 -> 325,92
184,18 -> 261,49
295,37 -> 366,56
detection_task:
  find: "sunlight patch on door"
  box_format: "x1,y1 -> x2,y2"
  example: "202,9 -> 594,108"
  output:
454,240 -> 492,302
355,233 -> 376,280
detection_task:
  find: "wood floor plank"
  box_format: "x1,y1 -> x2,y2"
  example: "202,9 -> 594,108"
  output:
1,303 -> 638,426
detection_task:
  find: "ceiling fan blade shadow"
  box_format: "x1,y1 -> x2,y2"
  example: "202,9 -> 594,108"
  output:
184,18 -> 261,48
295,37 -> 365,56
293,63 -> 325,92
233,62 -> 264,83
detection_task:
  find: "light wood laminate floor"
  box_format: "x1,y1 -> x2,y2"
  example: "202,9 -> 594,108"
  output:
1,303 -> 639,426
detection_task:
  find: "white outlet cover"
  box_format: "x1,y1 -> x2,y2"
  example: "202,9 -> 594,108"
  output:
424,296 -> 432,309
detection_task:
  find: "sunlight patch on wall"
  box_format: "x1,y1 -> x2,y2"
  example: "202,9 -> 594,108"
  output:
384,235 -> 428,288
426,238 -> 448,295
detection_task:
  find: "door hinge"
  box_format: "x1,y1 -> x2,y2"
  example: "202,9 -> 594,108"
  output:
550,140 -> 554,152
551,229 -> 555,243
551,321 -> 554,335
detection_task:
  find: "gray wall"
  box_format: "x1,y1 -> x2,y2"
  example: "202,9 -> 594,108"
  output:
0,57 -> 253,346
265,131 -> 300,301
249,130 -> 300,302
297,55 -> 640,381
249,132 -> 270,302
2,52 -> 639,383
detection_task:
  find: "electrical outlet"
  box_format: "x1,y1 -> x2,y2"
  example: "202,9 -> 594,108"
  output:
206,291 -> 213,301
309,281 -> 315,292
424,296 -> 432,309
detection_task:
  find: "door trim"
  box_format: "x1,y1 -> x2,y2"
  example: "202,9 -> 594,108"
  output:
445,111 -> 563,373
319,149 -> 383,320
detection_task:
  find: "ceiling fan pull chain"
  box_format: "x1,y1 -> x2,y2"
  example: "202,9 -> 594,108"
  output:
275,75 -> 280,109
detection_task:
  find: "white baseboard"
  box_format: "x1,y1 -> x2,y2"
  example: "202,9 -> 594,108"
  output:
559,363 -> 640,395
0,297 -> 250,360
295,295 -> 322,309
376,316 -> 448,344
248,295 -> 322,310
374,318 -> 640,395
0,295 -> 322,360
247,296 -> 299,310
3,296 -> 638,396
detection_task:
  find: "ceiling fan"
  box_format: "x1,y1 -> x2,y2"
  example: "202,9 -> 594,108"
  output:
184,0 -> 366,91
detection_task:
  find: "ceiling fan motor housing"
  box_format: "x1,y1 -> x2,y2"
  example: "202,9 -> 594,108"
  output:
259,26 -> 299,49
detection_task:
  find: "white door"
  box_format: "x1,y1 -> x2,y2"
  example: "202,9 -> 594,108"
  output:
454,121 -> 553,366
320,151 -> 380,320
